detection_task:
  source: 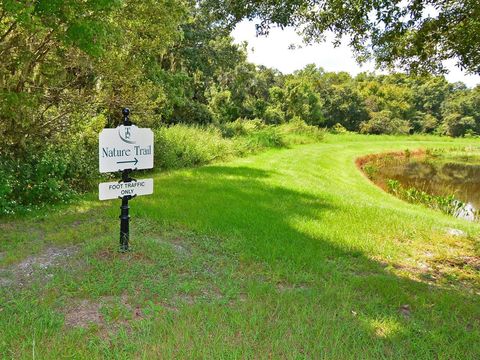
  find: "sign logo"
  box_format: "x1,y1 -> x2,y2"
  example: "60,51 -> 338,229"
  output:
119,126 -> 136,144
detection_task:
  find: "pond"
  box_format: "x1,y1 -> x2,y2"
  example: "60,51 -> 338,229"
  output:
359,148 -> 480,221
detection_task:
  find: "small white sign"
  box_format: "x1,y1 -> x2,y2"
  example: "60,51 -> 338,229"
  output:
99,179 -> 154,200
99,125 -> 154,173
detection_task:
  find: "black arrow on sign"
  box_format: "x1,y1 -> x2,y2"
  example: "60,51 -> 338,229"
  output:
117,158 -> 138,166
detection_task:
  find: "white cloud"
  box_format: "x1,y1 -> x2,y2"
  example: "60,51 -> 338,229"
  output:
232,20 -> 480,87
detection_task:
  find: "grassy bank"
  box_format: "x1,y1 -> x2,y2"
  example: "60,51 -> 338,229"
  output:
1,134 -> 479,358
0,119 -> 324,215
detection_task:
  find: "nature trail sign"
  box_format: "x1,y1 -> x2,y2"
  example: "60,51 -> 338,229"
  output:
98,108 -> 154,252
99,125 -> 153,173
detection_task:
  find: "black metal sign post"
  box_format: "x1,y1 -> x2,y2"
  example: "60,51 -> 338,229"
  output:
119,108 -> 136,252
99,107 -> 153,252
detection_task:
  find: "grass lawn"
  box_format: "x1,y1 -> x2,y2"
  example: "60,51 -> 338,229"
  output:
1,134 -> 479,359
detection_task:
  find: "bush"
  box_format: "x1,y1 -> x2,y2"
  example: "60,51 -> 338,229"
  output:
0,147 -> 78,215
413,112 -> 439,133
0,114 -> 105,215
441,113 -> 476,137
264,105 -> 286,125
171,100 -> 213,125
279,117 -> 326,143
329,123 -> 348,134
243,126 -> 286,150
360,111 -> 411,135
154,125 -> 235,169
219,118 -> 264,138
0,116 -> 325,214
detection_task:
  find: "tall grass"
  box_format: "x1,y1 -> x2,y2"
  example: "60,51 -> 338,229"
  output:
0,119 -> 324,214
154,119 -> 325,170
154,125 -> 236,169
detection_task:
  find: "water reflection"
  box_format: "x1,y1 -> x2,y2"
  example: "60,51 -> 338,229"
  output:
376,160 -> 480,221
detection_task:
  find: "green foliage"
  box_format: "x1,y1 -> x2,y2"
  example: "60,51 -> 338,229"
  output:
243,126 -> 286,149
440,87 -> 480,137
387,180 -> 466,217
206,87 -> 236,123
171,100 -> 214,125
282,76 -> 324,125
0,114 -> 106,214
441,114 -> 477,138
0,148 -> 77,215
203,0 -> 480,75
153,120 -> 323,172
360,111 -> 411,135
330,123 -> 348,134
2,0 -> 479,213
413,112 -> 439,134
322,83 -> 369,131
279,117 -> 326,143
219,118 -> 263,138
154,125 -> 235,169
264,105 -> 286,125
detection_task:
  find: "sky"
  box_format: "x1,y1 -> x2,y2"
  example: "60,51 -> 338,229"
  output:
231,20 -> 480,88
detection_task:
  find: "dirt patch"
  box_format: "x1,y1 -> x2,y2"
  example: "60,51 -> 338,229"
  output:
432,256 -> 480,271
153,237 -> 191,257
64,299 -> 104,328
0,246 -> 78,287
63,294 -> 146,336
391,255 -> 480,293
94,248 -> 155,263
399,304 -> 411,318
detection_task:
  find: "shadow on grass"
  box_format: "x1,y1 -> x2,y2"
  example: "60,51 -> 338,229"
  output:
0,162 -> 479,357
135,163 -> 480,357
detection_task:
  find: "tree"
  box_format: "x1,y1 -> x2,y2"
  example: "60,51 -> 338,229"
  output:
282,76 -> 324,125
0,0 -> 120,152
0,0 -> 188,152
440,86 -> 480,136
360,110 -> 411,135
201,0 -> 480,75
441,114 -> 476,137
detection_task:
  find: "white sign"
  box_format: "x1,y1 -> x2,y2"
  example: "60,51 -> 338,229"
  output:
99,125 -> 154,173
99,179 -> 154,201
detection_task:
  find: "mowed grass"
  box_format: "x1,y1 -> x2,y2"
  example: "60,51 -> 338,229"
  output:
1,134 -> 479,359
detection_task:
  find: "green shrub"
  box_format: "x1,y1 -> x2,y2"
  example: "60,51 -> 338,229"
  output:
329,123 -> 348,134
360,111 -> 411,135
154,125 -> 235,169
0,147 -> 78,215
413,112 -> 439,133
219,118 -> 264,138
0,115 -> 325,214
0,114 -> 105,215
441,113 -> 476,137
264,105 -> 286,125
243,126 -> 286,150
171,100 -> 213,125
279,117 -> 325,143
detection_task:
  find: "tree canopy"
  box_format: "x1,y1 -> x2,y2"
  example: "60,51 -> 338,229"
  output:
201,0 -> 480,75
